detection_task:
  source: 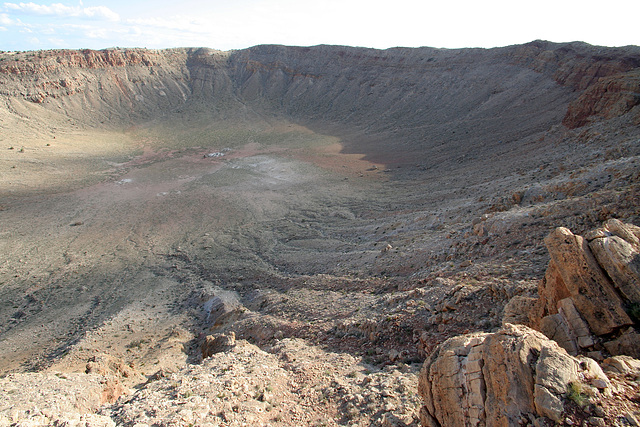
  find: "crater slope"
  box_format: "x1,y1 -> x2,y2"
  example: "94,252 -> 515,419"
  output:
0,41 -> 639,425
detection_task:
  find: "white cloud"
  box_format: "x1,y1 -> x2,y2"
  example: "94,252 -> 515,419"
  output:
82,5 -> 118,21
85,27 -> 109,39
0,12 -> 13,24
4,2 -> 119,21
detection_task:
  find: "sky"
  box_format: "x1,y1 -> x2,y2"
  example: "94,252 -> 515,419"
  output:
1,0 -> 639,52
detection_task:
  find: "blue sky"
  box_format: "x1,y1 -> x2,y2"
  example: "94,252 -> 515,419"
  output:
1,0 -> 639,52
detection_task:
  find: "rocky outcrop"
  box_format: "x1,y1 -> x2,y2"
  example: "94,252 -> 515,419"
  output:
587,219 -> 640,305
534,226 -> 632,335
0,48 -> 192,127
0,48 -> 162,76
201,331 -> 236,359
418,324 -> 610,426
530,221 -> 640,359
419,221 -> 640,426
202,292 -> 243,329
508,40 -> 640,91
505,40 -> 640,128
563,70 -> 640,128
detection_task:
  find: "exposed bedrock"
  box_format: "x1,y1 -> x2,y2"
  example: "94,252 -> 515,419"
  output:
420,220 -> 640,426
418,324 -> 613,426
530,220 -> 640,359
3,41 -> 640,150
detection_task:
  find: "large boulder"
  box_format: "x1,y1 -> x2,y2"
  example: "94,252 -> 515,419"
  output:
528,223 -> 640,358
537,227 -> 631,336
418,324 -> 604,426
587,219 -> 640,306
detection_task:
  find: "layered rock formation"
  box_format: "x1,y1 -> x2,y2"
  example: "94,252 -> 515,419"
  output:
418,324 -> 612,426
531,220 -> 640,359
3,41 -> 640,161
508,40 -> 640,91
563,70 -> 640,128
419,220 -> 640,426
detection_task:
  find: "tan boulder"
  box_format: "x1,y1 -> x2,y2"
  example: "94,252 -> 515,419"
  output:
589,234 -> 640,305
530,260 -> 571,330
539,313 -> 579,355
418,324 -> 593,426
541,227 -> 631,335
603,218 -> 640,246
502,296 -> 537,327
418,332 -> 489,427
483,324 -> 580,424
601,355 -> 640,377
557,298 -> 594,346
538,297 -> 597,356
603,327 -> 640,359
578,356 -> 612,392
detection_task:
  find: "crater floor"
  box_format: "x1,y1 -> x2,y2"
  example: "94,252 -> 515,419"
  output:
0,43 -> 639,425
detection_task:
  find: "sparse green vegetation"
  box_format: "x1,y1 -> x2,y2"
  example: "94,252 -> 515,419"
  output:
567,382 -> 592,407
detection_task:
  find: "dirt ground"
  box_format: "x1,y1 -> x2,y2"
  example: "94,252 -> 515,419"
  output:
1,112 -> 638,425
1,45 -> 640,426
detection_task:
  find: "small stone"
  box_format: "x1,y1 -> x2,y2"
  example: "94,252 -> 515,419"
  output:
586,351 -> 604,362
626,412 -> 640,427
587,417 -> 607,427
442,300 -> 456,312
384,401 -> 396,412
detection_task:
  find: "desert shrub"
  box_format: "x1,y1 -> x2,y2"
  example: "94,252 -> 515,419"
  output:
567,382 -> 591,407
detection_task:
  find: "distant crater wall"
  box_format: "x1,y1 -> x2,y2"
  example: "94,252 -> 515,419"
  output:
0,48 -> 193,125
506,40 -> 640,128
2,41 -> 640,135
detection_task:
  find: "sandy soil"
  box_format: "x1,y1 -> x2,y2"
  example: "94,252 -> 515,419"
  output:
1,111 -> 639,371
1,44 -> 639,426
